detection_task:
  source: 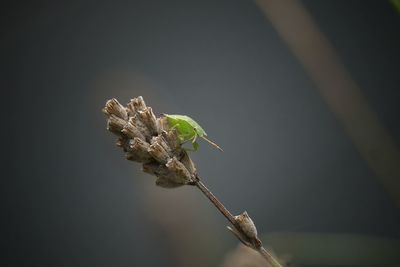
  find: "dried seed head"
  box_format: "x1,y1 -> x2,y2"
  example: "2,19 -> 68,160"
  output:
121,122 -> 146,141
142,162 -> 167,177
142,161 -> 189,188
179,151 -> 196,174
126,102 -> 136,117
107,114 -> 127,135
165,157 -> 191,183
131,96 -> 147,112
138,107 -> 159,135
130,137 -> 150,150
161,129 -> 181,153
126,138 -> 153,163
148,142 -> 170,164
103,96 -> 197,190
126,151 -> 152,163
235,211 -> 258,240
157,117 -> 170,132
154,178 -> 183,188
151,136 -> 172,156
129,116 -> 151,141
103,98 -> 128,120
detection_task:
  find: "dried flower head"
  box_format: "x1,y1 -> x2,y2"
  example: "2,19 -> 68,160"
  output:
103,96 -> 196,188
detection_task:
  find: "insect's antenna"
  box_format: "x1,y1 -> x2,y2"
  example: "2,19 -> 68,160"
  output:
201,136 -> 223,152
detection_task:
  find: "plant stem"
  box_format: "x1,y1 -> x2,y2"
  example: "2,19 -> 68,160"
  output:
258,246 -> 284,267
194,178 -> 237,226
193,175 -> 283,267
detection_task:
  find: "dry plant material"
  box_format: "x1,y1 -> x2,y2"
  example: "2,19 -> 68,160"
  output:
102,96 -> 283,267
221,244 -> 271,267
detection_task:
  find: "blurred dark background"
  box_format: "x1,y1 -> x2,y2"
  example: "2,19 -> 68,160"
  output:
2,1 -> 400,266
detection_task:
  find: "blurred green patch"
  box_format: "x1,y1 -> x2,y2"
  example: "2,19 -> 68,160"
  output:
263,232 -> 400,266
390,0 -> 400,13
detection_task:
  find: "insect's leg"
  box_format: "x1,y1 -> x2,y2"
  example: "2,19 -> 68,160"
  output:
192,132 -> 198,144
191,132 -> 199,151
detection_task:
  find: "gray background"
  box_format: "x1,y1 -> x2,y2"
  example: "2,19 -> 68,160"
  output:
2,1 -> 400,266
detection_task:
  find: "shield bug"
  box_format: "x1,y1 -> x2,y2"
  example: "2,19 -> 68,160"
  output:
164,114 -> 222,151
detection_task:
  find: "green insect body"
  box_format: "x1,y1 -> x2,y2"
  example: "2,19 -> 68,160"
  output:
164,114 -> 222,151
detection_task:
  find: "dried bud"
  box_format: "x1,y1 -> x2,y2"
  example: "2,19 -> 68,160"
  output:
121,122 -> 146,141
129,116 -> 151,141
103,98 -> 128,120
142,162 -> 188,188
235,211 -> 258,240
138,107 -> 158,135
107,114 -> 126,134
161,129 -> 181,153
126,152 -> 152,163
157,116 -> 170,132
179,151 -> 196,174
142,162 -> 167,177
151,136 -> 172,156
165,157 -> 191,182
126,138 -> 152,163
148,142 -> 170,164
154,178 -> 183,188
126,101 -> 136,117
103,96 -> 198,190
130,96 -> 147,112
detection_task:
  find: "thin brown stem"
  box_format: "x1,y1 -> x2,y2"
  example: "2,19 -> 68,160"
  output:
194,177 -> 236,226
193,175 -> 283,267
258,246 -> 283,267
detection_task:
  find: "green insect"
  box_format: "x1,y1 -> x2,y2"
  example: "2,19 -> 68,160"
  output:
164,114 -> 223,151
